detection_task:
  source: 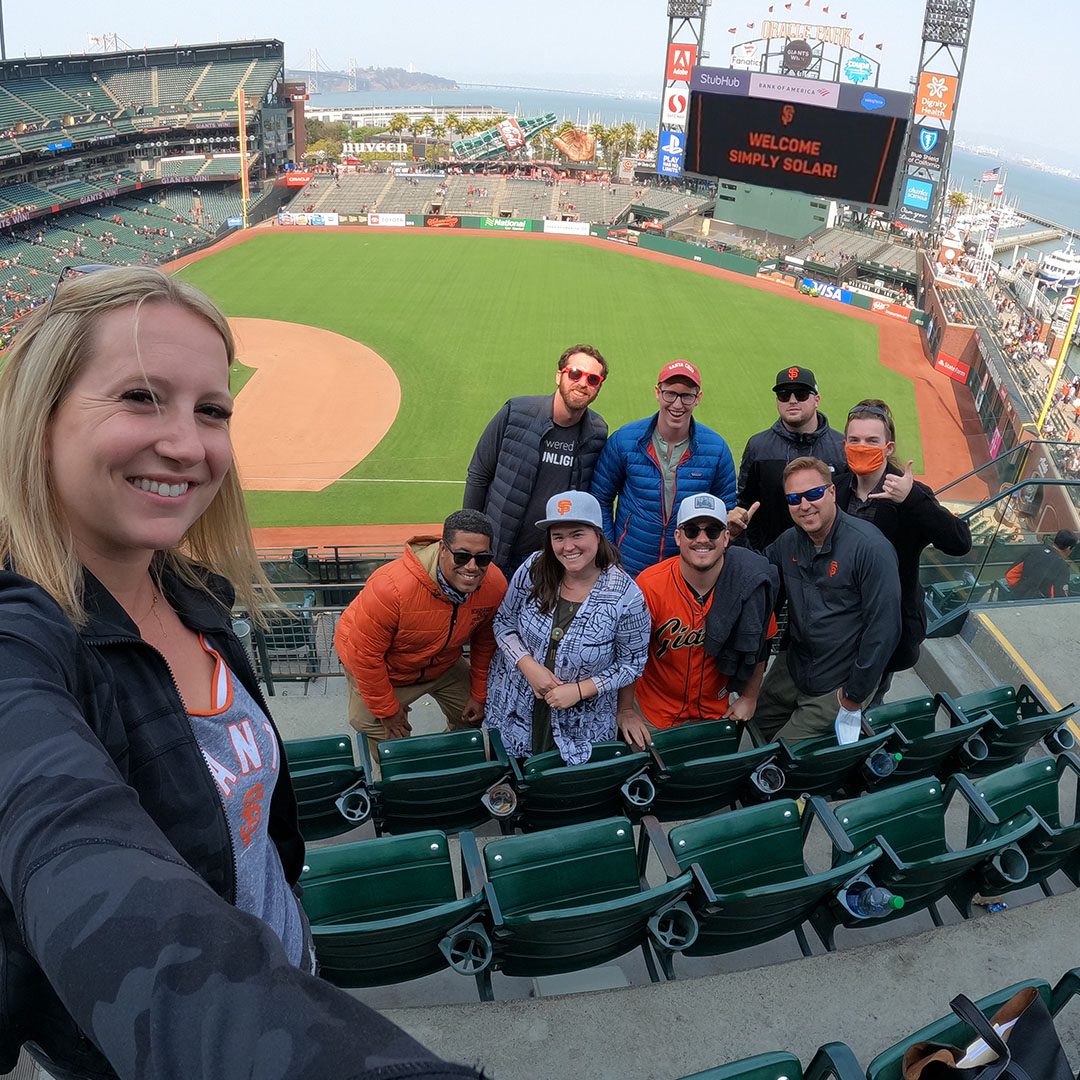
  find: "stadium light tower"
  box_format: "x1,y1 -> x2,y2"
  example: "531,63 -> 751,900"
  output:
893,0 -> 976,239
656,0 -> 709,174
0,0 -> 7,61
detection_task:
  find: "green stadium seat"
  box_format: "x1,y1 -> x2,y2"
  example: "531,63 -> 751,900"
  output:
678,1044 -> 862,1080
462,816 -> 698,1000
647,720 -> 786,820
804,775 -> 1039,950
640,803 -> 880,963
501,741 -> 654,831
349,728 -> 516,836
300,831 -> 491,990
283,734 -> 364,841
865,970 -> 1080,1080
961,753 -> 1080,906
865,694 -> 992,783
940,684 -> 1079,775
752,726 -> 901,799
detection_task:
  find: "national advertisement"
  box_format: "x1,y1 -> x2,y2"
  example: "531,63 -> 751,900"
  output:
934,352 -> 971,384
915,72 -> 958,121
662,86 -> 689,128
870,298 -> 913,321
906,126 -> 946,171
368,212 -> 407,227
480,217 -> 527,231
666,43 -> 698,81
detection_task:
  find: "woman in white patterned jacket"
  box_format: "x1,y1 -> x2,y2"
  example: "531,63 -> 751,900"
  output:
485,490 -> 650,765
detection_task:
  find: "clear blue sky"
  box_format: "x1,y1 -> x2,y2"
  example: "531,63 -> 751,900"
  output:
20,0 -> 1078,157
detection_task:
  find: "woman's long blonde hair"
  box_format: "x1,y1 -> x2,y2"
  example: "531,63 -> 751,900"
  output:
0,266 -> 274,626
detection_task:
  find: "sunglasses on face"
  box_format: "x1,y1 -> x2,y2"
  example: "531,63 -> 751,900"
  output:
784,485 -> 832,506
444,545 -> 495,569
776,388 -> 814,402
565,367 -> 604,388
659,388 -> 699,406
681,522 -> 725,540
42,263 -> 118,321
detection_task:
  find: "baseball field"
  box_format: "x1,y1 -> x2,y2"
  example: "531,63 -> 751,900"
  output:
175,229 -> 933,529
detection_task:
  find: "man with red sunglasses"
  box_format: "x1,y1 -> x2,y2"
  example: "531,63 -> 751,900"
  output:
465,344 -> 609,573
729,365 -> 848,552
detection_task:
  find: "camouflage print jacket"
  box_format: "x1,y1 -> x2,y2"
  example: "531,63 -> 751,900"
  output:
0,568 -> 480,1080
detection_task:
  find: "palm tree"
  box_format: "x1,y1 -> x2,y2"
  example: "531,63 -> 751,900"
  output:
387,112 -> 409,136
444,112 -> 461,138
948,189 -> 969,225
619,121 -> 637,156
556,118 -> 576,138
412,115 -> 433,136
638,128 -> 658,156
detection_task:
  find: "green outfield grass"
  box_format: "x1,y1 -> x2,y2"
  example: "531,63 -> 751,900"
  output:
177,232 -> 922,528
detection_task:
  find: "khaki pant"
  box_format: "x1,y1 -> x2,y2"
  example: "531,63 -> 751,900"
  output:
753,651 -> 845,744
346,658 -> 477,764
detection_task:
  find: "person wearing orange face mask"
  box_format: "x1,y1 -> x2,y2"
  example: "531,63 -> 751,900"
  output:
836,399 -> 972,707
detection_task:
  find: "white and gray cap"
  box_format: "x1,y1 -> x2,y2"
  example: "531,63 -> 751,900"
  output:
675,493 -> 728,528
536,490 -> 604,530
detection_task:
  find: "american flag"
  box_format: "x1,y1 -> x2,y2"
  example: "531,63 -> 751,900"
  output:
980,166 -> 1001,183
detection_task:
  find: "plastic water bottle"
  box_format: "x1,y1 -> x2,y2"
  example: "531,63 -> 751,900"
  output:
863,749 -> 903,781
844,880 -> 905,919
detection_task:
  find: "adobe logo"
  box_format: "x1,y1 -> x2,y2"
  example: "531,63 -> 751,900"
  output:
667,43 -> 698,81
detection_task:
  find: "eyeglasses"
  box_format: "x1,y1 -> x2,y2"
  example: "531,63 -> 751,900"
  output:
42,263 -> 117,321
444,545 -> 495,569
659,388 -> 700,406
680,522 -> 725,540
564,367 -> 604,388
784,485 -> 832,506
776,387 -> 814,402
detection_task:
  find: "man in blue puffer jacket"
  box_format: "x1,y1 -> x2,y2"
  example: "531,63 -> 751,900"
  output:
591,360 -> 737,577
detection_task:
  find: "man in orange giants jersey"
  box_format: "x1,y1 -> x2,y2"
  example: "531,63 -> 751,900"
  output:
617,493 -> 779,749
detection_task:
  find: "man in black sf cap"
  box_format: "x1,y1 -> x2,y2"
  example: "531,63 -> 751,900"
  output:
728,365 -> 848,552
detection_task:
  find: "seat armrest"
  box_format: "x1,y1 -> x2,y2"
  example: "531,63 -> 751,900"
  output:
637,814 -> 684,882
801,796 -> 855,854
488,729 -> 525,782
353,730 -> 374,779
1052,967 -> 1080,1015
459,831 -> 488,897
872,832 -> 907,872
482,880 -> 506,928
805,1042 -> 863,1080
945,773 -> 1000,824
688,861 -> 719,906
744,719 -> 766,748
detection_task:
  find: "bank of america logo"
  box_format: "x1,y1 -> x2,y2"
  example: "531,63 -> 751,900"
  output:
919,129 -> 939,153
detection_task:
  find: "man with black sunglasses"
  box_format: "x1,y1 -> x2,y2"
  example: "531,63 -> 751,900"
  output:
729,365 -> 847,552
465,344 -> 609,574
752,457 -> 900,743
618,494 -> 778,748
335,509 -> 507,757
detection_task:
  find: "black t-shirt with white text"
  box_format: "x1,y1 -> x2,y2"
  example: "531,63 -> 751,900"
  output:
512,421 -> 583,561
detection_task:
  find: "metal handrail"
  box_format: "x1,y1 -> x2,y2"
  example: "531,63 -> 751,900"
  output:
933,439 -> 1077,500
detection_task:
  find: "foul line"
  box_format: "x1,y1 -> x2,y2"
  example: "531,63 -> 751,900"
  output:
974,611 -> 1078,737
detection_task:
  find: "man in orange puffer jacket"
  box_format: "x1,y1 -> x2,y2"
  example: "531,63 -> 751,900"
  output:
335,510 -> 507,755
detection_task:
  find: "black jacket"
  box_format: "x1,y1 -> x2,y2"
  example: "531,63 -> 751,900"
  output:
836,467 -> 972,671
0,567 -> 474,1080
766,510 -> 901,703
463,393 -> 607,570
736,413 -> 848,552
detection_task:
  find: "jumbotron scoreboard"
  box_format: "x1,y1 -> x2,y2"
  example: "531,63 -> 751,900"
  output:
683,66 -> 912,208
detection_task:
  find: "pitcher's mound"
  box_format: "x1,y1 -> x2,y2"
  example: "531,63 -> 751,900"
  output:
228,318 -> 400,492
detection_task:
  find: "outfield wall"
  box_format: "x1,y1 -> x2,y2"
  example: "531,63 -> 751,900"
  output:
274,210 -> 930,327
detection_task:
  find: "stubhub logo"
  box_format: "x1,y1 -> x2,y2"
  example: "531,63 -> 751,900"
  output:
861,92 -> 886,111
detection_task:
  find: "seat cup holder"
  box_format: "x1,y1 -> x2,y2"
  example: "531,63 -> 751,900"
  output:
648,901 -> 698,952
621,769 -> 657,810
439,922 -> 493,975
481,781 -> 518,819
334,782 -> 372,824
1045,725 -> 1076,754
750,760 -> 785,795
960,733 -> 989,764
983,844 -> 1029,890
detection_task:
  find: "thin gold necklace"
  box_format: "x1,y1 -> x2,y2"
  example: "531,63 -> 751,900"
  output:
137,584 -> 169,638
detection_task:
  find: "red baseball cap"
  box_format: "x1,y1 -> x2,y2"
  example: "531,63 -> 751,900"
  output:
657,360 -> 701,387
